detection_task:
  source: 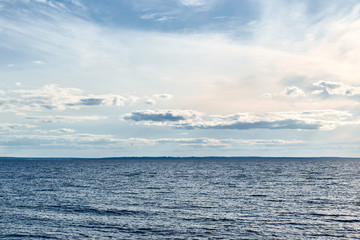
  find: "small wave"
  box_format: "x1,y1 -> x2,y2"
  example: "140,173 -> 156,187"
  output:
266,199 -> 285,202
76,207 -> 149,217
87,224 -> 181,236
123,171 -> 144,177
4,233 -> 59,239
245,229 -> 261,235
333,219 -> 360,223
49,204 -> 150,217
61,182 -> 88,188
232,174 -> 247,179
181,217 -> 236,223
250,194 -> 267,197
309,212 -> 346,218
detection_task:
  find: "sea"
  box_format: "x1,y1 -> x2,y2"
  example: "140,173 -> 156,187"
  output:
0,157 -> 359,239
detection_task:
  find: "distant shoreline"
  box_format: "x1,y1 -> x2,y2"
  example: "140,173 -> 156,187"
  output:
1,156 -> 360,161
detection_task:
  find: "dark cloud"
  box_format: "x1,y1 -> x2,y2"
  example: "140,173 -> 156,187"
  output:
125,111 -> 185,122
80,98 -> 103,106
201,119 -> 320,130
123,109 -> 339,130
66,98 -> 104,106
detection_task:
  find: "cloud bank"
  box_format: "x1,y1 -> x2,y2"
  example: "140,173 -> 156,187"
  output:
0,85 -> 172,113
123,109 -> 358,131
0,134 -> 302,150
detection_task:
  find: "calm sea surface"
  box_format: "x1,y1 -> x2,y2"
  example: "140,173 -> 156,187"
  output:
0,158 -> 359,239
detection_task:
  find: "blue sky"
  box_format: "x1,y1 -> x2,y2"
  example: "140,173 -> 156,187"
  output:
1,0 -> 360,157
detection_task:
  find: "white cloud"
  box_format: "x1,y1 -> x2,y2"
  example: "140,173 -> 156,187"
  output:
31,60 -> 44,64
280,86 -> 306,98
33,0 -> 47,3
0,84 -> 130,113
0,84 -> 175,114
0,134 -> 302,150
67,0 -> 85,8
25,115 -> 105,123
0,123 -> 36,132
155,137 -> 303,148
144,98 -> 156,105
312,80 -> 360,96
35,128 -> 75,134
140,12 -> 176,22
178,0 -> 207,7
140,13 -> 156,20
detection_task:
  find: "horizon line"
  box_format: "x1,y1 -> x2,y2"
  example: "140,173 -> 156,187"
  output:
1,156 -> 360,160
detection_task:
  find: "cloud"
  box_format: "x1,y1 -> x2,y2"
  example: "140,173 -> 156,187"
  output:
123,109 -> 359,131
155,137 -> 303,148
34,128 -> 76,134
280,86 -> 306,98
31,60 -> 45,65
144,98 -> 156,105
79,98 -> 103,106
153,94 -> 173,100
25,115 -> 105,123
2,0 -> 360,115
178,0 -> 207,7
0,84 -> 129,113
0,123 -> 36,132
140,12 -> 176,22
312,81 -> 360,96
0,134 -> 121,148
66,0 -> 85,8
0,134 -> 302,150
0,85 -> 174,114
123,109 -> 202,122
202,119 -> 320,130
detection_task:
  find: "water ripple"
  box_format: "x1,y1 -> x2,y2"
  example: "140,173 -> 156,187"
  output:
1,159 -> 359,239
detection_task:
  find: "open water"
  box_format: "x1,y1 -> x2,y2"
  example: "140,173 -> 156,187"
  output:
0,158 -> 359,239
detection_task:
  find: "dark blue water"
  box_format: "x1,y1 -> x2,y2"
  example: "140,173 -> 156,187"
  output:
1,159 -> 359,239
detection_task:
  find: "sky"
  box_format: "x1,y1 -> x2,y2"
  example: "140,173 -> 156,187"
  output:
1,0 -> 360,157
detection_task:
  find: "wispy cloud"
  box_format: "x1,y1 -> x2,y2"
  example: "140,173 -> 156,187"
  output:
0,123 -> 36,132
35,128 -> 76,134
178,0 -> 207,7
25,115 -> 105,123
31,60 -> 44,65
